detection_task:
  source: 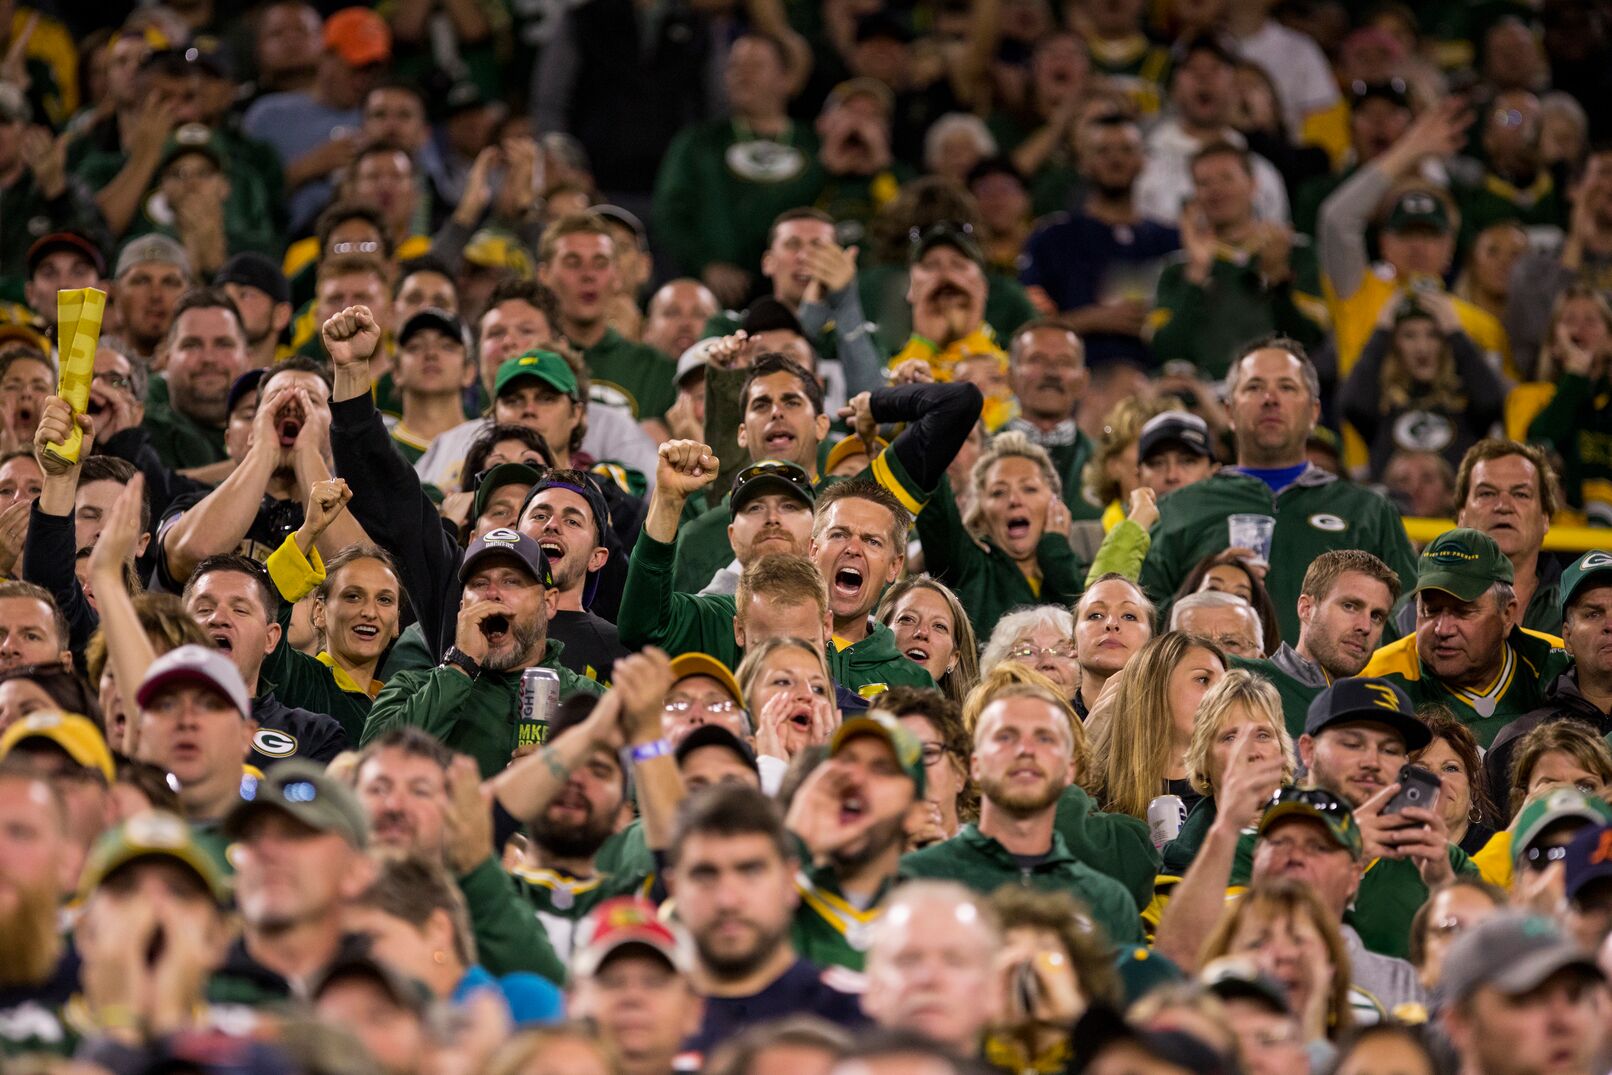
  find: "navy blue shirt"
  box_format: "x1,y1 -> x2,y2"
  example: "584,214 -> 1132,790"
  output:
683,958 -> 866,1058
1021,211 -> 1181,368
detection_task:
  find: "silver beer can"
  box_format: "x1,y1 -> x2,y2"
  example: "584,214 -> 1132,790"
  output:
517,668 -> 561,749
1147,794 -> 1185,848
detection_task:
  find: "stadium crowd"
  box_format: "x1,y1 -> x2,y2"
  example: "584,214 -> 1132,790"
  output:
7,0 -> 1612,1073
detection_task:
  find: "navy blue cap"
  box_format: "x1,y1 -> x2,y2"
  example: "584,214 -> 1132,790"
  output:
1304,676 -> 1430,751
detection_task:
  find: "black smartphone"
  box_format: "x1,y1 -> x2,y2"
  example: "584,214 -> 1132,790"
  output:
1383,763 -> 1442,816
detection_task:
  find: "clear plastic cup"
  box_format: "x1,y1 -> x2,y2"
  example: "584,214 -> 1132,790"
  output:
1227,514 -> 1277,565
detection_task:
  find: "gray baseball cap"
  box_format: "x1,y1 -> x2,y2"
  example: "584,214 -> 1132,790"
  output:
1435,912 -> 1603,1008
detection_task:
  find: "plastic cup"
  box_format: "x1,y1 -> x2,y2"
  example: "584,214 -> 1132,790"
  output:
1227,514 -> 1276,565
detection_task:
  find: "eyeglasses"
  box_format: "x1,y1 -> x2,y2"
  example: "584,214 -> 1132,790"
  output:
920,743 -> 948,766
331,240 -> 382,255
1523,844 -> 1571,871
1007,642 -> 1077,662
92,371 -> 133,392
1493,108 -> 1529,129
1349,77 -> 1408,100
662,699 -> 745,716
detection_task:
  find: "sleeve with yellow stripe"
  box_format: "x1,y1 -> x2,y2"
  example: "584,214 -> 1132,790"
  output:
870,446 -> 928,518
265,533 -> 327,603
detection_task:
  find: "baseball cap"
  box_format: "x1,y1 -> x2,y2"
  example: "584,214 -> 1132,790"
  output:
78,810 -> 229,903
226,368 -> 267,418
324,7 -> 391,67
670,653 -> 744,706
1349,77 -> 1411,109
1564,823 -> 1612,904
1559,550 -> 1612,617
1256,786 -> 1364,860
215,252 -> 291,306
1303,676 -> 1431,752
909,221 -> 984,267
1112,944 -> 1184,1005
1137,411 -> 1212,464
522,474 -> 612,607
397,307 -> 469,351
136,644 -> 252,718
731,460 -> 815,514
572,897 -> 695,979
594,205 -> 647,246
1385,189 -> 1452,235
463,228 -> 534,278
472,462 -> 545,524
115,232 -> 192,280
158,123 -> 224,175
27,231 -> 106,277
0,315 -> 50,356
309,951 -> 430,1014
966,155 -> 1024,190
830,711 -> 926,797
0,712 -> 116,783
1201,957 -> 1291,1015
824,434 -> 888,475
1409,527 -> 1512,603
674,724 -> 759,777
1512,788 -> 1612,866
675,337 -> 719,386
458,526 -> 555,587
739,296 -> 806,339
223,759 -> 369,849
1436,912 -> 1602,1008
1069,1005 -> 1236,1075
494,350 -> 578,400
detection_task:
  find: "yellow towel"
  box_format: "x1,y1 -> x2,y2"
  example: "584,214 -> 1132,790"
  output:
44,287 -> 106,466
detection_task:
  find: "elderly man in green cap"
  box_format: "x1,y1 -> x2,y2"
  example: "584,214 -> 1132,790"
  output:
1486,550 -> 1612,804
1363,527 -> 1570,747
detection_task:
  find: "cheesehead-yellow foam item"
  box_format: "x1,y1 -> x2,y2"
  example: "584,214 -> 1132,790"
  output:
45,287 -> 106,467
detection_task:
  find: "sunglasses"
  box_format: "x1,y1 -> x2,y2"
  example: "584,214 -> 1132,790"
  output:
732,460 -> 815,498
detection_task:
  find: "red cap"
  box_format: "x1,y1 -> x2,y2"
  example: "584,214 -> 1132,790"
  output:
324,7 -> 391,67
571,897 -> 694,979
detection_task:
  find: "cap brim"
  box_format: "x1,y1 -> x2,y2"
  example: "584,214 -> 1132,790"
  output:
458,545 -> 542,585
573,934 -> 684,980
830,717 -> 920,791
1139,434 -> 1210,462
1310,709 -> 1431,752
472,463 -> 545,520
669,653 -> 744,706
1409,572 -> 1491,604
135,665 -> 244,713
1563,565 -> 1612,615
1257,802 -> 1360,857
1487,944 -> 1604,996
732,473 -> 814,512
497,369 -> 574,399
674,725 -> 758,772
88,846 -> 228,904
1517,807 -> 1610,860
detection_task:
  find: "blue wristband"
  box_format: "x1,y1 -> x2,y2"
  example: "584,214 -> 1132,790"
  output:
628,739 -> 674,764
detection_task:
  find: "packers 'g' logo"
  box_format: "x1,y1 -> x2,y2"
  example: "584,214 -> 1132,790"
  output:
1364,684 -> 1401,711
253,729 -> 298,758
1582,552 -> 1612,571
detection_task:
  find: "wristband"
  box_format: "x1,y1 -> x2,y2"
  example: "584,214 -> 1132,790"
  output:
628,738 -> 674,764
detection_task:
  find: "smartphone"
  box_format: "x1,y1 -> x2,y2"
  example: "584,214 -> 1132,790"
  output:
1382,763 -> 1441,816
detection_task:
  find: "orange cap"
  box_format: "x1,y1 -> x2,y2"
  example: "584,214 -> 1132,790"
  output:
324,7 -> 391,67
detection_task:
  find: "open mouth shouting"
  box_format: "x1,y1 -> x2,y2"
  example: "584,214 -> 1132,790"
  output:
538,540 -> 565,564
276,400 -> 305,448
905,643 -> 931,663
838,787 -> 868,825
209,629 -> 234,654
1004,514 -> 1033,543
481,614 -> 511,646
832,562 -> 865,606
762,422 -> 797,455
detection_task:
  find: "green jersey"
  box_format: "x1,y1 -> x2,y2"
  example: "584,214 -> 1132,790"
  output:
792,862 -> 896,972
582,328 -> 678,421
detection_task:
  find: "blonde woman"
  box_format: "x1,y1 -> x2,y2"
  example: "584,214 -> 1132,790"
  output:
961,664 -> 1160,912
876,574 -> 981,708
1086,632 -> 1227,821
737,637 -> 839,774
917,430 -> 1084,641
1081,396 -> 1169,532
1162,670 -> 1294,874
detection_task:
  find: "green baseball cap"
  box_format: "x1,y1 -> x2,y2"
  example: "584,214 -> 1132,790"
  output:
472,462 -> 546,522
1559,551 -> 1612,617
1410,527 -> 1512,603
1256,786 -> 1364,860
830,712 -> 926,798
1385,189 -> 1451,235
78,810 -> 230,904
494,350 -> 577,400
223,759 -> 369,849
1512,788 -> 1612,866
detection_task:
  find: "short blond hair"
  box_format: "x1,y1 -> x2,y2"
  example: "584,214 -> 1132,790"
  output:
1184,669 -> 1294,796
962,664 -> 1095,794
965,431 -> 1062,535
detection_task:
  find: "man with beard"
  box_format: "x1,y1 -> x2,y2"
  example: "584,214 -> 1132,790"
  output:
783,713 -> 927,971
1000,319 -> 1103,518
363,527 -> 603,777
0,767 -> 77,1057
111,235 -> 191,364
899,684 -> 1143,944
1364,528 -> 1572,747
890,224 -> 1014,431
668,783 -> 866,1059
140,289 -> 255,471
1021,114 -> 1181,369
1140,337 -> 1418,642
516,472 -> 627,682
693,460 -> 816,598
1233,550 -> 1402,736
157,353 -> 364,589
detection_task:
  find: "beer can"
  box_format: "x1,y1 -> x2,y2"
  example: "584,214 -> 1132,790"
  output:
1147,794 -> 1185,848
517,668 -> 561,749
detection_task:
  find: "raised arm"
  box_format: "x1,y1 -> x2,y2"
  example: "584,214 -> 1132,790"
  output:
27,397 -> 98,652
87,476 -> 157,755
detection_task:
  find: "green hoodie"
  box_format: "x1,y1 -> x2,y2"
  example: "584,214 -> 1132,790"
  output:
900,825 -> 1144,946
1139,466 -> 1418,643
1055,786 -> 1162,913
361,641 -> 604,778
618,530 -> 935,694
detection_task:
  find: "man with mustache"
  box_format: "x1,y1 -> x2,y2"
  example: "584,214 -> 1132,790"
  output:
899,683 -> 1143,944
140,289 -> 255,471
1232,549 -> 1403,737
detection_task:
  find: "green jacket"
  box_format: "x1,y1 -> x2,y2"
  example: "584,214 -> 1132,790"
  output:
140,401 -> 227,470
1139,466 -> 1418,643
619,530 -> 935,694
1055,785 -> 1162,913
1149,240 -> 1327,379
584,328 -> 677,421
361,642 -> 604,778
1526,371 -> 1612,517
916,472 -> 1090,643
1231,828 -> 1476,960
900,824 -> 1144,946
458,857 -> 567,983
1160,795 -> 1217,877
